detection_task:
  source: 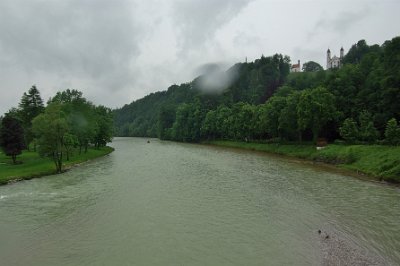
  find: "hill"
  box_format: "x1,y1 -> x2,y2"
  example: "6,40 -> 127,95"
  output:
114,37 -> 400,144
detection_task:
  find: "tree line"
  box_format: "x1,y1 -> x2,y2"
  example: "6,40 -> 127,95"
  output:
114,37 -> 400,145
0,88 -> 113,172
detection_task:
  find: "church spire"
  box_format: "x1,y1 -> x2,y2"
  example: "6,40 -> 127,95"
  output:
327,48 -> 331,69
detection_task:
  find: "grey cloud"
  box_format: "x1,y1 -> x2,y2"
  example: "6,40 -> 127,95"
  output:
233,32 -> 264,48
308,7 -> 370,40
0,0 -> 143,94
292,46 -> 326,67
171,0 -> 253,56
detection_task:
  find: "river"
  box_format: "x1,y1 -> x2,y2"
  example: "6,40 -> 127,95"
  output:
0,138 -> 399,265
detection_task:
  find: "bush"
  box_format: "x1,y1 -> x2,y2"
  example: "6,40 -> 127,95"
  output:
384,118 -> 400,145
339,118 -> 359,143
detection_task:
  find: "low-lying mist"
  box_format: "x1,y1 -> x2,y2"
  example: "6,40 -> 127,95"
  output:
193,62 -> 239,94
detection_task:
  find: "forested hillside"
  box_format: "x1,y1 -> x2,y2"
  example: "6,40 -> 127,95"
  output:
114,54 -> 290,138
114,37 -> 400,144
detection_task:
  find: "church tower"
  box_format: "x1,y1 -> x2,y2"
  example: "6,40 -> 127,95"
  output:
326,48 -> 331,69
340,47 -> 344,67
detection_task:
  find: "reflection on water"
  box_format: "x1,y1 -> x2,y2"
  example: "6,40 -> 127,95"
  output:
0,138 -> 399,265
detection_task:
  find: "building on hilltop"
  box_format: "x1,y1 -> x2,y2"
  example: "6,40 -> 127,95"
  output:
326,47 -> 344,69
290,60 -> 301,72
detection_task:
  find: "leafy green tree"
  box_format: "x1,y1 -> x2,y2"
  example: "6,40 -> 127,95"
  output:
49,89 -> 101,152
0,114 -> 24,164
343,40 -> 370,65
279,91 -> 302,141
18,85 -> 45,150
32,103 -> 69,173
339,118 -> 359,143
302,61 -> 323,72
384,118 -> 400,145
158,105 -> 176,140
172,104 -> 191,142
261,96 -> 287,138
92,106 -> 113,148
202,110 -> 217,139
358,111 -> 379,143
230,103 -> 256,140
48,89 -> 85,104
297,87 -> 338,142
274,85 -> 296,97
63,133 -> 78,160
216,105 -> 232,139
171,101 -> 204,142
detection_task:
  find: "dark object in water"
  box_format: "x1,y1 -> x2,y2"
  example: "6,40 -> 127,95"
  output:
325,235 -> 330,239
147,140 -> 150,143
318,230 -> 321,234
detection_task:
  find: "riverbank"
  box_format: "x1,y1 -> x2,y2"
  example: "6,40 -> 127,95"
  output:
204,141 -> 400,183
318,227 -> 387,265
0,146 -> 114,185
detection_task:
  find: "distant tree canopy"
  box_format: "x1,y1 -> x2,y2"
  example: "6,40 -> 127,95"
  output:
114,54 -> 291,138
32,89 -> 113,172
1,87 -> 113,171
302,61 -> 323,72
113,36 -> 400,145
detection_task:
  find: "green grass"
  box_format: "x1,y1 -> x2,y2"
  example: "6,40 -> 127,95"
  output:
205,141 -> 400,183
0,147 -> 114,185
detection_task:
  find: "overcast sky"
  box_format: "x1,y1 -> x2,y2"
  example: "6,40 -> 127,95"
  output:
0,0 -> 399,114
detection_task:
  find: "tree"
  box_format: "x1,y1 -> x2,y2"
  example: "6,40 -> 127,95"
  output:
158,105 -> 176,140
63,133 -> 78,160
32,103 -> 69,173
339,118 -> 359,143
384,118 -> 400,145
202,110 -> 217,139
48,89 -> 84,104
18,85 -> 45,150
261,96 -> 287,138
358,111 -> 379,143
0,114 -> 24,164
215,105 -> 232,139
92,106 -> 113,148
297,87 -> 338,142
228,103 -> 256,140
343,40 -> 370,65
302,61 -> 323,72
279,91 -> 302,141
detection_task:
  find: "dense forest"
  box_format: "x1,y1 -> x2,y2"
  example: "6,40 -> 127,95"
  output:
116,36 -> 400,145
0,88 -> 113,172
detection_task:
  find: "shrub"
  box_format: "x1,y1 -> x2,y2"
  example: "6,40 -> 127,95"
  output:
384,118 -> 400,145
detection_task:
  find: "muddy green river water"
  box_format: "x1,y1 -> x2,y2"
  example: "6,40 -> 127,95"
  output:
0,138 -> 399,265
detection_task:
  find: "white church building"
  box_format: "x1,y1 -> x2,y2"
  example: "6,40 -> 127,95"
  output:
290,60 -> 301,72
326,47 -> 344,69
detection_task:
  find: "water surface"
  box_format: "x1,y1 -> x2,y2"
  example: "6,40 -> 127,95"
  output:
0,138 -> 399,265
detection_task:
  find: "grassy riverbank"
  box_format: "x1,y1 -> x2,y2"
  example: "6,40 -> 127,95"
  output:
0,146 -> 114,185
205,141 -> 400,183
